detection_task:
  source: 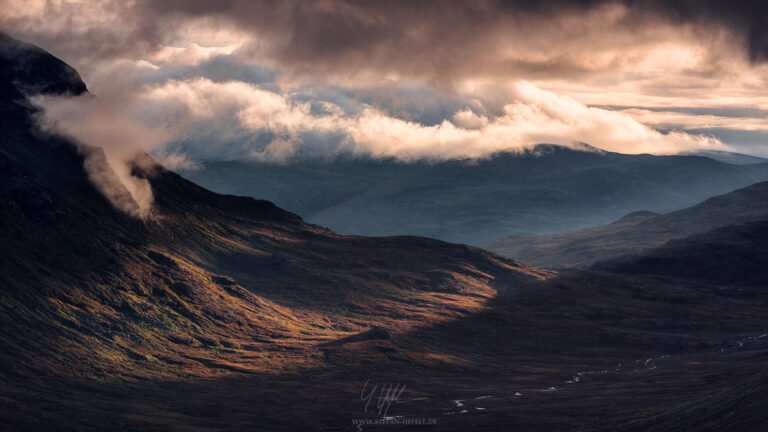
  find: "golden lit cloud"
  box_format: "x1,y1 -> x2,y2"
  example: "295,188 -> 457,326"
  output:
5,0 -> 768,163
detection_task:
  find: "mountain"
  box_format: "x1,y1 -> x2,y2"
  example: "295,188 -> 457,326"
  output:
180,145 -> 768,244
0,31 -> 87,97
3,34 -> 768,431
594,220 -> 768,283
681,149 -> 768,165
0,32 -> 543,426
482,181 -> 768,268
1,30 -> 542,376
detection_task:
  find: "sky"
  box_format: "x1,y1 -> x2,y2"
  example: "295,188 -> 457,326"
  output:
3,0 -> 768,170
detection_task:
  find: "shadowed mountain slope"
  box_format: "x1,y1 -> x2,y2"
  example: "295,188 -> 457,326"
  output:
0,31 -> 87,97
594,220 -> 768,284
482,181 -> 768,268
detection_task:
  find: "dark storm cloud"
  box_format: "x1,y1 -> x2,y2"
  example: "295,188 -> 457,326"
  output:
632,0 -> 768,62
138,55 -> 278,86
131,0 -> 768,78
5,0 -> 767,84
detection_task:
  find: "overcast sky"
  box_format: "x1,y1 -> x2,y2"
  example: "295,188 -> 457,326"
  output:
4,0 -> 768,166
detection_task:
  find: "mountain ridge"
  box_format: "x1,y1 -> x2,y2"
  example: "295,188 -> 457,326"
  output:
181,145 -> 768,244
482,180 -> 768,268
0,31 -> 540,383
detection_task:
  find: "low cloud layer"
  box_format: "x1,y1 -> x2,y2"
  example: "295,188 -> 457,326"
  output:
34,76 -> 723,169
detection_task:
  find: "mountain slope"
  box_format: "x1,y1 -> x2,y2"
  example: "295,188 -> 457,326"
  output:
0,31 -> 87,97
4,34 -> 768,432
482,181 -> 768,268
681,149 -> 768,165
181,145 -> 768,244
593,220 -> 768,283
0,33 -> 541,383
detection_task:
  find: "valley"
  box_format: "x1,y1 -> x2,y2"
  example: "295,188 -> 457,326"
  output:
181,148 -> 768,245
2,30 -> 768,432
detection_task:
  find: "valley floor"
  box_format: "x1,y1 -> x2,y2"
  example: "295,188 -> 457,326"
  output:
4,270 -> 768,432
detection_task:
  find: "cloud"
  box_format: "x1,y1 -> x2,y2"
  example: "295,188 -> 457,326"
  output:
2,1 -> 766,85
120,77 -> 723,162
155,151 -> 200,171
4,0 -> 764,217
31,81 -> 172,217
5,2 -> 768,132
34,71 -> 722,180
612,108 -> 768,132
110,0 -> 766,86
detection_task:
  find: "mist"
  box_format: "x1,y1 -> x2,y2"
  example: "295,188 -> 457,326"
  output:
31,86 -> 170,218
33,76 -> 725,165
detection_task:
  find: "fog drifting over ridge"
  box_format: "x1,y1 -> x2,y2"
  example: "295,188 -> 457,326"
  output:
5,0 -> 768,174
33,77 -> 723,169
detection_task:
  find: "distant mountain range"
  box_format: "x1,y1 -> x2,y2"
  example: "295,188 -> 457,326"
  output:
594,219 -> 768,283
4,33 -> 768,431
681,149 -> 768,165
181,145 -> 768,244
482,181 -> 768,268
